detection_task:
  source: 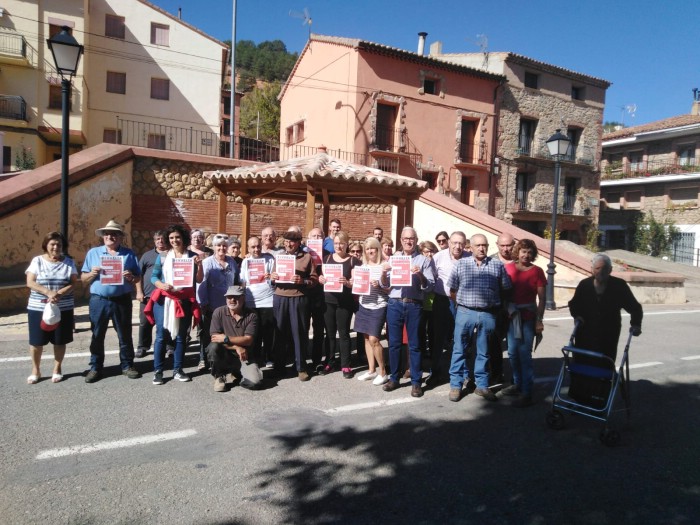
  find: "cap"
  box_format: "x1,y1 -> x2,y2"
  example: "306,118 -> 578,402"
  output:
40,319 -> 60,332
224,285 -> 245,297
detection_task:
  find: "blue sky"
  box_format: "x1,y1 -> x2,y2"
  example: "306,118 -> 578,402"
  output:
157,0 -> 699,126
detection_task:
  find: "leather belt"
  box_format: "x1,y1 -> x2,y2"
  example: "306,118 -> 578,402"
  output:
391,297 -> 421,305
459,304 -> 499,314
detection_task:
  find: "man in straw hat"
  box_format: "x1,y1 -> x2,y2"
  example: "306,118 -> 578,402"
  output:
81,220 -> 141,383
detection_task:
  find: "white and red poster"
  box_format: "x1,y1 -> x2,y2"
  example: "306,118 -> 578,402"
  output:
352,266 -> 371,296
322,264 -> 343,293
307,238 -> 323,266
100,255 -> 124,285
171,258 -> 194,288
389,255 -> 412,287
246,259 -> 266,285
275,254 -> 296,283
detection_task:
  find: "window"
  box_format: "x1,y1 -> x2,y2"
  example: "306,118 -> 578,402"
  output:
518,119 -> 537,155
563,178 -> 579,213
285,120 -> 305,144
566,128 -> 581,161
105,14 -> 125,39
669,186 -> 698,207
423,78 -> 437,95
459,120 -> 476,162
49,24 -> 72,39
2,146 -> 11,172
571,85 -> 585,100
48,84 -> 71,110
629,150 -> 644,172
624,190 -> 642,209
148,133 -> 166,149
150,78 -> 170,100
150,23 -> 169,46
106,71 -> 126,94
604,191 -> 621,210
524,72 -> 539,89
375,103 -> 398,151
678,145 -> 696,166
103,128 -> 122,144
515,173 -> 530,211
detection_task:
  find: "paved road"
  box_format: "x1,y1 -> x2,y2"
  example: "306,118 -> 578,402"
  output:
1,303 -> 698,524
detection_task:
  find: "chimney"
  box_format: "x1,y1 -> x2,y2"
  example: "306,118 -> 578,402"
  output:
692,88 -> 700,115
178,7 -> 182,19
429,41 -> 442,56
417,32 -> 427,56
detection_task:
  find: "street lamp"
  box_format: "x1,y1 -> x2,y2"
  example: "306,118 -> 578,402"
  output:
544,129 -> 571,310
47,26 -> 84,242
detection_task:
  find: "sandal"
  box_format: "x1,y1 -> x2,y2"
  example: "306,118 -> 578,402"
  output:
27,374 -> 40,384
52,373 -> 64,383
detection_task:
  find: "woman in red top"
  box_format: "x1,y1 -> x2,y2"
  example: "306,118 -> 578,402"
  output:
503,238 -> 546,407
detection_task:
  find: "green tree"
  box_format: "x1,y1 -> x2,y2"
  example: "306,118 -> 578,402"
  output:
633,211 -> 680,257
603,121 -> 624,133
239,82 -> 281,143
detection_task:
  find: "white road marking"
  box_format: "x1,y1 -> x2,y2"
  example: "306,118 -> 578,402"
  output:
629,362 -> 664,369
324,397 -> 417,415
545,309 -> 700,322
680,355 -> 700,361
36,429 -> 197,460
0,350 -> 119,363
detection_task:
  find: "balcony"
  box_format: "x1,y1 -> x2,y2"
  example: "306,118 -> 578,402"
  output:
456,141 -> 487,166
117,118 -> 221,156
602,158 -> 700,180
511,191 -> 591,216
515,140 -> 596,167
0,32 -> 33,65
0,95 -> 27,121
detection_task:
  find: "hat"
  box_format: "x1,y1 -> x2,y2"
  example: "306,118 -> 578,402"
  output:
40,319 -> 60,332
224,285 -> 245,297
95,220 -> 125,237
282,230 -> 302,241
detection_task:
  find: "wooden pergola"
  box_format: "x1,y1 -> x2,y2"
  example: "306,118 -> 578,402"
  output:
204,151 -> 428,253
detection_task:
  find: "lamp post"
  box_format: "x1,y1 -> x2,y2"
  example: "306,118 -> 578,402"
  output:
47,26 -> 84,242
544,129 -> 571,310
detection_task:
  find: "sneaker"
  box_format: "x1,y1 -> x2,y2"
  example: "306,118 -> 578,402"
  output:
298,370 -> 310,382
501,384 -> 521,397
357,371 -> 378,381
152,371 -> 164,385
449,388 -> 462,402
474,387 -> 498,402
165,345 -> 175,358
372,374 -> 389,386
85,369 -> 101,383
214,376 -> 227,392
173,369 -> 191,382
197,360 -> 207,372
512,394 -> 534,408
342,367 -> 354,379
135,347 -> 146,358
122,367 -> 141,379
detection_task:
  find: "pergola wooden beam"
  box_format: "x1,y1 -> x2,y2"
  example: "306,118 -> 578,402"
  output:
305,184 -> 316,234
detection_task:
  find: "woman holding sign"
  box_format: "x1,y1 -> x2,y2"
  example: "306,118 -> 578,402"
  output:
149,224 -> 203,385
318,231 -> 361,378
352,237 -> 390,386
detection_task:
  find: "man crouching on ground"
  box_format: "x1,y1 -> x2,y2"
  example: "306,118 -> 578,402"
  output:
207,285 -> 262,392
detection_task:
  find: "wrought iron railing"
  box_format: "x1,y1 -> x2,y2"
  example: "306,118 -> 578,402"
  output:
602,157 -> 700,180
372,125 -> 405,153
117,118 -> 220,156
0,95 -> 26,120
515,140 -> 596,167
0,32 -> 27,58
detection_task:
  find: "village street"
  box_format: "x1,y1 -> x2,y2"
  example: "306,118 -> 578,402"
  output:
0,301 -> 698,524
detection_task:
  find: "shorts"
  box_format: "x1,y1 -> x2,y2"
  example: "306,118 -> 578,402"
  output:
28,308 -> 74,346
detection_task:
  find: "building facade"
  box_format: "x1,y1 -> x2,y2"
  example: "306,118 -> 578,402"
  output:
599,110 -> 700,265
279,33 -> 504,212
0,0 -> 227,172
431,50 -> 610,243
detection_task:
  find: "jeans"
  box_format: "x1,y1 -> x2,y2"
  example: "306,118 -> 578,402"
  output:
506,318 -> 535,395
387,299 -> 422,385
324,303 -> 353,369
88,294 -> 134,371
450,307 -> 496,389
152,297 -> 191,372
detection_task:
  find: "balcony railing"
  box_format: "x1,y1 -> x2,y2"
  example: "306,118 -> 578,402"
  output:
515,141 -> 596,167
371,125 -> 407,154
117,118 -> 220,156
510,192 -> 591,216
602,158 -> 700,180
0,95 -> 27,121
0,32 -> 27,58
457,141 -> 487,164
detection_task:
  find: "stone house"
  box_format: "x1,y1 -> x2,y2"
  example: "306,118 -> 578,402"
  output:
430,49 -> 610,244
599,103 -> 700,265
278,33 -> 504,213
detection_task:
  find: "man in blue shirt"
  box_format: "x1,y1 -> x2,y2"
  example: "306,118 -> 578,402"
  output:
323,218 -> 341,254
447,233 -> 512,402
81,220 -> 141,383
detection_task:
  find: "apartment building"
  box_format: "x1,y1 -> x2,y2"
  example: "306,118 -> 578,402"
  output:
279,33 -> 504,211
0,0 -> 227,172
431,49 -> 610,243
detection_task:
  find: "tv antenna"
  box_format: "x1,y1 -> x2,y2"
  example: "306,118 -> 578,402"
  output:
475,34 -> 489,69
620,104 -> 637,126
289,7 -> 312,38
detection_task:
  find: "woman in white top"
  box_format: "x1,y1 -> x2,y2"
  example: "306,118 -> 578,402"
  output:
25,232 -> 78,384
353,237 -> 390,385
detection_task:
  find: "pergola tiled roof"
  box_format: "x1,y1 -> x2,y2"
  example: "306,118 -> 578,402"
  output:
204,151 -> 428,250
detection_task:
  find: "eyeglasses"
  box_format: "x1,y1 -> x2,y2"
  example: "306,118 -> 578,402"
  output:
401,237 -> 416,242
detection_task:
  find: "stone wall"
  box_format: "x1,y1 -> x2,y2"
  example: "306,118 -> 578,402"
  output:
601,181 -> 700,226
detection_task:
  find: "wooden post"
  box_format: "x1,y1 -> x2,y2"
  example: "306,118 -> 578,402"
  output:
322,188 -> 330,236
395,199 -> 406,240
305,185 -> 315,235
217,187 -> 227,234
240,196 -> 250,256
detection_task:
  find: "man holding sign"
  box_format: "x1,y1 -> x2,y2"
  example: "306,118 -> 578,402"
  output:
81,220 -> 141,383
383,226 -> 436,398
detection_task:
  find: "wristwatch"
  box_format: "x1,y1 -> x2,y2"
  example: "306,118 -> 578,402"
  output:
223,335 -> 230,344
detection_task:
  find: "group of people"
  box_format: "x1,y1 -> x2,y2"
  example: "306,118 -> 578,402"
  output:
25,218 -> 642,406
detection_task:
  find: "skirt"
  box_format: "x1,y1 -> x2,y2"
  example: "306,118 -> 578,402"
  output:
353,304 -> 387,338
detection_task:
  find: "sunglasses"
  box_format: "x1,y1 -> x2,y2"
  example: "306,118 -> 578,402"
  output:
349,250 -> 362,254
436,238 -> 448,243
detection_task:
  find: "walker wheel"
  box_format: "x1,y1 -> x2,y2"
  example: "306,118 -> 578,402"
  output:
546,410 -> 565,430
599,429 -> 620,447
